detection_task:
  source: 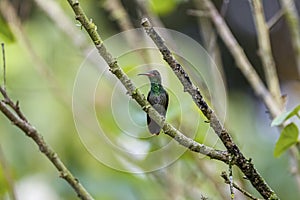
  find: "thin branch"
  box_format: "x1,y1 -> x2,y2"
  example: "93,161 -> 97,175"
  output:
249,0 -> 282,105
221,172 -> 262,200
187,6 -> 226,85
195,160 -> 229,199
66,0 -> 229,162
141,18 -> 278,199
0,87 -> 94,200
228,156 -> 234,200
280,0 -> 300,79
1,43 -> 6,89
267,9 -> 284,29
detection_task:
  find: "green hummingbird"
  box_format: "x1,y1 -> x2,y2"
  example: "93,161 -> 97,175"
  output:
138,70 -> 169,135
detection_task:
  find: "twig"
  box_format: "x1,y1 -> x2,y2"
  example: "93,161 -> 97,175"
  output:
66,0 -> 230,163
196,160 -> 228,199
141,17 -> 278,199
267,9 -> 284,29
0,87 -> 94,200
228,156 -> 234,200
1,43 -> 6,89
221,171 -> 261,200
187,6 -> 226,90
280,0 -> 300,78
220,0 -> 230,17
249,0 -> 282,105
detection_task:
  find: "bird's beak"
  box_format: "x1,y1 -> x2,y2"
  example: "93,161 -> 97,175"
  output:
138,72 -> 153,77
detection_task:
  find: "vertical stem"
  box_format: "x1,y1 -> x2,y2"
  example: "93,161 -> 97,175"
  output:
280,0 -> 300,79
249,0 -> 282,106
1,43 -> 6,89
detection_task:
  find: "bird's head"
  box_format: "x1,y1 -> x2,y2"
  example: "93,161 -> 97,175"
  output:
138,70 -> 162,84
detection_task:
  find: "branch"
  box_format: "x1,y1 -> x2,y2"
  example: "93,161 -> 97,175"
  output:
249,0 -> 281,105
0,87 -> 94,200
66,0 -> 229,163
221,172 -> 262,200
187,7 -> 226,85
140,18 -> 278,199
196,0 -> 300,193
1,43 -> 6,88
267,9 -> 284,29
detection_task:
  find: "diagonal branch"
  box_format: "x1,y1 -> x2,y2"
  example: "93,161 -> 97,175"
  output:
66,0 -> 279,198
66,0 -> 230,163
140,18 -> 278,200
194,0 -> 300,193
0,87 -> 94,200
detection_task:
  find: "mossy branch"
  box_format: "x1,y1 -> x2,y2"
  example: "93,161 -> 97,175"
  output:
66,0 -> 229,163
140,15 -> 278,200
0,87 -> 94,200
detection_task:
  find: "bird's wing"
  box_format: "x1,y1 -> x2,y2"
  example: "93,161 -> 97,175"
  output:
147,104 -> 165,135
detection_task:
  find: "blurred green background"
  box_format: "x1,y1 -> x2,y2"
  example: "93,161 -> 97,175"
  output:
1,0 -> 300,199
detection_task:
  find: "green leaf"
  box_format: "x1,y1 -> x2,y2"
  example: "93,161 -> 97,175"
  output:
149,0 -> 177,15
271,105 -> 300,126
274,123 -> 299,157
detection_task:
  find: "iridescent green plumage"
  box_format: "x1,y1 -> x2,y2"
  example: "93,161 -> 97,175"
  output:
139,70 -> 169,135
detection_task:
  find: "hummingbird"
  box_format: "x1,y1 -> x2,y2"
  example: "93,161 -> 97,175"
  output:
138,70 -> 169,135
